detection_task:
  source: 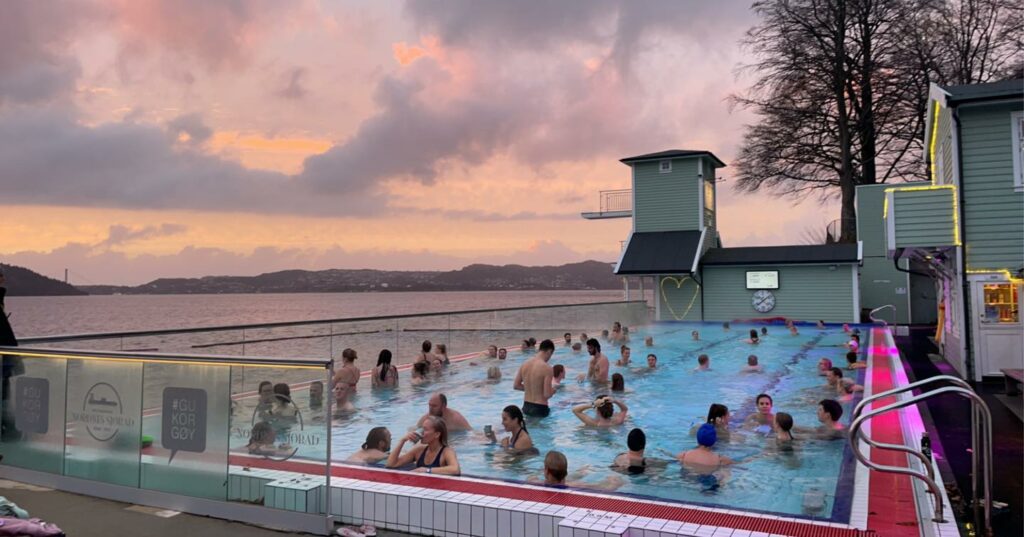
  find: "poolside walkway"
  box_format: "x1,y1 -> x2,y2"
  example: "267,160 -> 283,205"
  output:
0,478 -> 412,537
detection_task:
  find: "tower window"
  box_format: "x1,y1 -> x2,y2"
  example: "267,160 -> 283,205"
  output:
659,160 -> 672,173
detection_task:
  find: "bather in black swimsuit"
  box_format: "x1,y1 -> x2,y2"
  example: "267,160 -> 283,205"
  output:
416,445 -> 446,469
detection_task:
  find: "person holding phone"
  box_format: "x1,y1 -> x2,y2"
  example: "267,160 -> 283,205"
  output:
386,416 -> 460,475
484,405 -> 533,451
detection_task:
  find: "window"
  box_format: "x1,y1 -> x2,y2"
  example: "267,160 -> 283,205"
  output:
659,160 -> 672,173
1012,111 -> 1024,192
981,283 -> 1019,324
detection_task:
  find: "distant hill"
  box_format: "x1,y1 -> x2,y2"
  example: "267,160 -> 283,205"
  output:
0,263 -> 87,296
79,260 -> 621,294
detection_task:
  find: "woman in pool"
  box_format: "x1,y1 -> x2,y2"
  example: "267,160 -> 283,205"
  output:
246,421 -> 293,457
372,349 -> 399,388
410,361 -> 430,386
744,394 -> 775,430
434,343 -> 450,366
774,412 -> 794,443
386,415 -> 460,475
691,403 -> 731,442
485,405 -> 534,452
744,329 -> 760,344
333,348 -> 360,411
611,373 -> 625,392
486,365 -> 502,382
572,395 -> 628,427
817,358 -> 833,376
677,423 -> 734,469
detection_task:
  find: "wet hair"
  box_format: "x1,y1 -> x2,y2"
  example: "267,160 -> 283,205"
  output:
527,337 -> 536,346
586,338 -> 601,351
627,428 -> 646,451
851,334 -> 860,341
564,332 -> 572,338
644,336 -> 654,346
552,364 -> 565,378
486,366 -> 502,379
747,355 -> 759,366
611,373 -> 625,392
273,383 -> 291,403
435,343 -> 447,354
362,426 -> 389,450
377,349 -> 393,382
423,415 -> 449,446
697,354 -> 709,365
422,340 -> 432,353
761,327 -> 768,335
571,343 -> 582,351
249,421 -> 275,445
846,351 -> 858,364
437,393 -> 448,407
413,361 -> 429,376
750,329 -> 759,340
647,353 -> 657,362
756,393 -> 773,406
596,395 -> 614,419
830,367 -> 844,379
775,412 -> 793,432
723,322 -> 730,329
819,399 -> 843,422
341,348 -> 357,363
620,345 -> 630,353
539,339 -> 555,352
503,405 -> 527,433
613,322 -> 622,330
706,403 -> 729,424
601,329 -> 610,337
819,358 -> 833,369
545,451 -> 568,482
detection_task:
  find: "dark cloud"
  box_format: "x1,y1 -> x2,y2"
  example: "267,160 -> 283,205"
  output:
96,223 -> 188,248
275,67 -> 308,100
166,113 -> 212,146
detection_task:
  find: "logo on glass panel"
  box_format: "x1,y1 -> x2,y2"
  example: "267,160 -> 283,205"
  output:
14,377 -> 49,434
162,387 -> 208,464
72,382 -> 133,442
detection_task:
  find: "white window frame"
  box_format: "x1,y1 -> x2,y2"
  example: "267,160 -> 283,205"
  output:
659,159 -> 672,173
1011,111 -> 1023,192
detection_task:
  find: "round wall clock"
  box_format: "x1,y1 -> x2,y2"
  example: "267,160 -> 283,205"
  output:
752,290 -> 776,313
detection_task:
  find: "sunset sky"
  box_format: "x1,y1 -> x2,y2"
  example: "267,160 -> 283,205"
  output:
1,1 -> 839,285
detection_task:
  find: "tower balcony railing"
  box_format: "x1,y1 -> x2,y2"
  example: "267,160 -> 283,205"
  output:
581,189 -> 632,219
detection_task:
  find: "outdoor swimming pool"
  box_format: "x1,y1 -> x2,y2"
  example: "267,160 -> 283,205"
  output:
233,322 -> 864,522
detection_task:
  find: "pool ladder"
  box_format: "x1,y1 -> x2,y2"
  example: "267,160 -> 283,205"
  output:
849,375 -> 993,535
868,304 -> 895,326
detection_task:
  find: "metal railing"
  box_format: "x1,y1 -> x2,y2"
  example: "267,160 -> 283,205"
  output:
599,189 -> 632,213
850,375 -> 993,534
869,304 -> 895,326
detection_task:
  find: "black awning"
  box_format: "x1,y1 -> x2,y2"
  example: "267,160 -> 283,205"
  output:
700,244 -> 860,266
615,230 -> 703,275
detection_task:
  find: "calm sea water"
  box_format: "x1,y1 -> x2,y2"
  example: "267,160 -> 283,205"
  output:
5,290 -> 634,337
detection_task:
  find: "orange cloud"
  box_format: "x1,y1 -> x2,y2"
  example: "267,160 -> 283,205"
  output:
208,131 -> 332,175
393,42 -> 428,66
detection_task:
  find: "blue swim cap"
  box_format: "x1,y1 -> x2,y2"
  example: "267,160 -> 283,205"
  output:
697,423 -> 717,447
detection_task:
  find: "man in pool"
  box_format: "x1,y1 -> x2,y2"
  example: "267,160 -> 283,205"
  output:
845,350 -> 867,370
551,364 -> 566,388
812,399 -> 846,439
615,345 -> 631,366
534,451 -> 623,491
646,354 -> 657,369
826,367 -> 863,396
309,381 -> 323,411
740,355 -> 763,373
572,395 -> 628,427
346,427 -> 392,464
694,354 -> 711,372
514,339 -> 556,417
644,336 -> 654,347
612,428 -> 667,474
563,332 -> 572,346
571,342 -> 582,353
691,330 -> 700,341
415,393 -> 472,432
497,347 -> 508,360
577,338 -> 609,384
482,345 -> 498,359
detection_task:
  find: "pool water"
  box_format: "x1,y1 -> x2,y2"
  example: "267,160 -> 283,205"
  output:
243,322 -> 864,521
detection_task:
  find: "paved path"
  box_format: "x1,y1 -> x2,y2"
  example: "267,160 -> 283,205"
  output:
0,479 -> 411,537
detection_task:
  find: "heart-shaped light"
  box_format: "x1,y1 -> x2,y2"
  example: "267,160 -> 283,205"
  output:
660,275 -> 701,321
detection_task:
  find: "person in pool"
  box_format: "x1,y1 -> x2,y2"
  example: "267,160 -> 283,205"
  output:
691,330 -> 700,341
372,349 -> 399,388
816,320 -> 826,329
563,333 -> 573,346
571,342 -> 582,353
482,345 -> 498,359
333,348 -> 360,411
246,421 -> 293,457
514,338 -> 556,417
612,428 -> 667,474
846,334 -> 861,352
691,403 -> 731,442
578,333 -> 589,344
611,373 -> 625,392
760,327 -> 768,337
498,347 -> 508,360
309,381 -> 323,411
572,395 -> 628,427
677,423 -> 734,469
485,405 -> 534,451
415,392 -> 472,431
534,451 -> 624,491
774,412 -> 794,443
577,339 -> 609,384
744,393 -> 775,429
694,354 -> 711,372
817,358 -> 833,376
387,415 -> 460,475
347,427 -> 392,464
256,381 -> 275,419
796,399 -> 846,439
415,340 -> 435,365
551,364 -> 566,388
410,361 -> 430,386
845,350 -> 867,370
615,345 -> 631,366
644,336 -> 654,347
646,354 -> 657,369
486,365 -> 502,381
826,367 -> 863,396
745,329 -> 760,344
789,325 -> 800,336
434,343 -> 450,366
741,355 -> 763,373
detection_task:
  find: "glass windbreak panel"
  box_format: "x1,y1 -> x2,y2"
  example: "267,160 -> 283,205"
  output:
1,354 -> 66,473
140,363 -> 231,500
228,366 -> 329,513
64,359 -> 143,486
982,284 -> 1019,324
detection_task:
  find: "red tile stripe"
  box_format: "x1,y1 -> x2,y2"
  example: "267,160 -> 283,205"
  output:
230,454 -> 875,537
864,328 -> 921,536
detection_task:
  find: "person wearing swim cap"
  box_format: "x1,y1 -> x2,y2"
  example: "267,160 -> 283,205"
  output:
612,428 -> 669,475
677,423 -> 734,469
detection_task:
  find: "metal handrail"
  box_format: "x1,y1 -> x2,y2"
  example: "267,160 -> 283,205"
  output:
868,304 -> 895,326
599,189 -> 632,213
18,299 -> 648,344
850,385 -> 993,532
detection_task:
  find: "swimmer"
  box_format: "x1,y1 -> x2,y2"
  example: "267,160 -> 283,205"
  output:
533,451 -> 623,491
760,327 -> 768,337
644,336 -> 654,347
846,334 -> 860,352
387,416 -> 460,475
309,381 -> 323,411
571,342 -> 582,353
578,332 -> 589,344
813,399 -> 846,439
572,395 -> 628,427
845,351 -> 867,370
611,373 -> 625,392
817,358 -> 833,376
514,339 -> 556,417
741,354 -> 763,373
745,329 -> 760,344
372,349 -> 399,388
416,340 -> 435,364
774,412 -> 794,443
615,345 -> 631,366
842,323 -> 851,333
482,344 -> 498,359
333,349 -> 359,413
677,424 -> 734,468
601,329 -> 610,341
410,361 -> 430,386
646,354 -> 657,369
246,421 -> 293,457
691,330 -> 700,341
577,339 -> 609,384
722,322 -> 731,331
551,364 -> 566,388
826,367 -> 863,396
486,365 -> 502,381
435,343 -> 450,366
744,393 -> 775,428
789,325 -> 799,336
563,332 -> 573,346
415,392 -> 472,431
484,405 -> 534,451
346,427 -> 392,464
694,354 -> 711,372
498,348 -> 508,360
690,403 -> 731,442
612,428 -> 667,474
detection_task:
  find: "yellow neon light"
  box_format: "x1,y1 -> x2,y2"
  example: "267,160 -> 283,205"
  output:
0,350 -> 326,370
965,268 -> 1024,284
929,101 -> 941,185
883,184 -> 961,246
